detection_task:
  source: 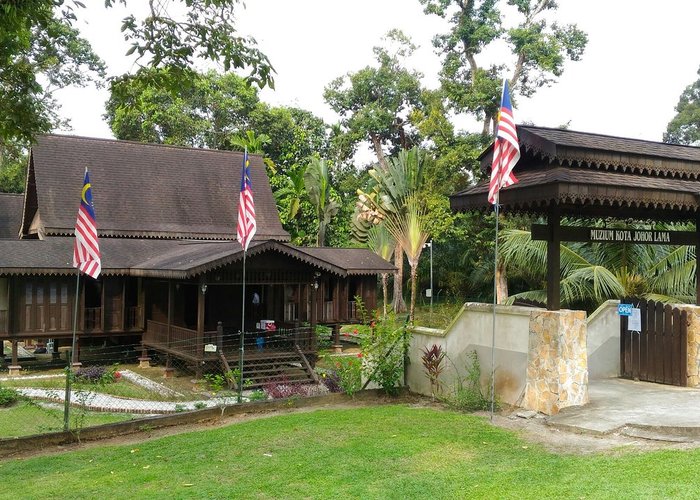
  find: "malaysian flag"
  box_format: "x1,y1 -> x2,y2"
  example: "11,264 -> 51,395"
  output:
237,148 -> 257,252
488,79 -> 521,204
73,168 -> 101,279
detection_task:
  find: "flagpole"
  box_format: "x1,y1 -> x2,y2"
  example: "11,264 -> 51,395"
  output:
238,251 -> 246,403
63,269 -> 81,431
490,196 -> 499,421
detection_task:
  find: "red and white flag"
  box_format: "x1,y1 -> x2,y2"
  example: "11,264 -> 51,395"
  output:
73,168 -> 101,279
236,148 -> 257,252
488,79 -> 521,204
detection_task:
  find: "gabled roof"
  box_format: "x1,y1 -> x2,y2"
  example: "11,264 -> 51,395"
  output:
0,238 -> 395,279
0,193 -> 23,239
454,126 -> 700,221
21,135 -> 289,241
480,125 -> 700,180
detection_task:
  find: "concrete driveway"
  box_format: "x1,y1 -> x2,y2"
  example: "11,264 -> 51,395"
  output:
548,378 -> 700,442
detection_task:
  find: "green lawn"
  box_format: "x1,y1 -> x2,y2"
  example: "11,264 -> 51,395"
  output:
1,405 -> 700,498
0,402 -> 135,438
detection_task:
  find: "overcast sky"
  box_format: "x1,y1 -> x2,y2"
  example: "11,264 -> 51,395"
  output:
56,0 -> 700,151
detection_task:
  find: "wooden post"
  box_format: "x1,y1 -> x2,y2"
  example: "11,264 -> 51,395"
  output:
547,207 -> 561,311
138,278 -> 145,329
195,281 -> 205,379
167,280 -> 174,348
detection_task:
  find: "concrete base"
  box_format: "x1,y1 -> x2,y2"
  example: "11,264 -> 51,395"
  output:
138,357 -> 151,369
332,344 -> 343,354
70,362 -> 83,372
7,365 -> 21,377
163,367 -> 176,379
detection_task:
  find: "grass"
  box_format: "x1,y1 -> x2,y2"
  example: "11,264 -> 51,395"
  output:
0,401 -> 135,438
1,405 -> 700,498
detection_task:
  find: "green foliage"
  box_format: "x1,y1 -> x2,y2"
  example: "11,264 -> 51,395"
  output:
360,314 -> 409,395
315,324 -> 333,350
328,355 -> 363,397
439,350 -> 492,412
74,365 -> 121,385
420,344 -> 446,399
0,386 -> 20,407
665,66 -> 700,146
324,30 -> 424,165
304,157 -> 341,246
247,389 -> 267,402
420,0 -> 587,132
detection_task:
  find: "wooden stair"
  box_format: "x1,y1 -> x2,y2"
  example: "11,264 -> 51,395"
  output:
233,349 -> 318,388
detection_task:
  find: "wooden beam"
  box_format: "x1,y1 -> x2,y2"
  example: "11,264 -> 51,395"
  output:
546,208 -> 561,311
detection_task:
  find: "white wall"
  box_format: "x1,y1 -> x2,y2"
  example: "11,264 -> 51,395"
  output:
586,300 -> 620,379
407,303 -> 534,406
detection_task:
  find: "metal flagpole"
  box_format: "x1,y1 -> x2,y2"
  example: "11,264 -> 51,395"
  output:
63,270 -> 81,431
238,246 -> 247,403
490,197 -> 499,421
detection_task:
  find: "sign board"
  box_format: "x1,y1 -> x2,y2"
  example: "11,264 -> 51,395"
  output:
204,344 -> 217,353
617,303 -> 633,316
425,288 -> 432,298
628,308 -> 642,331
531,225 -> 697,246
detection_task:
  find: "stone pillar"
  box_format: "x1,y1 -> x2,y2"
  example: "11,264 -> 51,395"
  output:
522,309 -> 588,415
676,305 -> 700,387
163,354 -> 175,379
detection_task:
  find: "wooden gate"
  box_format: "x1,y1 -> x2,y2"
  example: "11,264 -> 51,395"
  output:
620,298 -> 688,386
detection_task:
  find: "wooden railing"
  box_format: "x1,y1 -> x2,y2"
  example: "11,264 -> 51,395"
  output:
143,320 -> 316,360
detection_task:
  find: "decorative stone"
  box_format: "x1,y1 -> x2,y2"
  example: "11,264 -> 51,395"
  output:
138,357 -> 152,369
7,365 -> 21,377
163,367 -> 176,379
522,309 -> 589,416
332,344 -> 343,354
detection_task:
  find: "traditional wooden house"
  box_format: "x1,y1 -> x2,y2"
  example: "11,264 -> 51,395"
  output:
0,135 -> 393,381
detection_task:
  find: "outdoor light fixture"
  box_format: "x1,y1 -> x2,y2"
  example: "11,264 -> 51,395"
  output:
201,283 -> 208,294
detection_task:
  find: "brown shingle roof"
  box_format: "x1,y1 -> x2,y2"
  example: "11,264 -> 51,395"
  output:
451,167 -> 700,220
0,193 -> 23,239
24,135 -> 290,241
0,238 -> 394,278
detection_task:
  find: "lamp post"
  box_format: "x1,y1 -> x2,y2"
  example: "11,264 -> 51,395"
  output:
425,240 -> 433,315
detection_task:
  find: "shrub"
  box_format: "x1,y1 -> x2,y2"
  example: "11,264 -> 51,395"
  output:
316,324 -> 333,350
75,365 -> 120,385
421,344 -> 446,399
0,386 -> 19,407
361,314 -> 409,396
319,369 -> 342,393
439,350 -> 494,412
330,355 -> 363,397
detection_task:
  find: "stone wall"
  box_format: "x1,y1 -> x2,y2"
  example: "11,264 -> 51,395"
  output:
675,305 -> 700,387
522,309 -> 589,415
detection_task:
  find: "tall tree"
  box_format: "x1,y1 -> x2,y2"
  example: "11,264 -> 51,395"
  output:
664,66 -> 700,146
1,0 -> 274,149
304,157 -> 341,247
324,29 -> 424,168
366,224 -> 396,317
420,0 -> 587,134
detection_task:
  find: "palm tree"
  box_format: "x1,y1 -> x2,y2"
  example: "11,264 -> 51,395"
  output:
499,223 -> 696,309
273,163 -> 307,240
304,157 -> 340,247
356,147 -> 427,313
383,197 -> 429,322
230,130 -> 276,174
366,223 -> 395,317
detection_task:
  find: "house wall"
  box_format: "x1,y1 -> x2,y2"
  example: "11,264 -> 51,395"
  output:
587,300 -> 621,379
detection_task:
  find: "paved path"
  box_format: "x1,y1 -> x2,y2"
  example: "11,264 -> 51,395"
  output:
17,388 -> 246,414
549,378 -> 700,441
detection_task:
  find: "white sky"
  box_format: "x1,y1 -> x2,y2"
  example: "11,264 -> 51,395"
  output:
56,0 -> 700,151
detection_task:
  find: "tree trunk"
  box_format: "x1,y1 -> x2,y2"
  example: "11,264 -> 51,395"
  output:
370,133 -> 389,170
392,244 -> 407,313
381,273 -> 389,318
496,259 -> 508,304
409,265 -> 418,323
